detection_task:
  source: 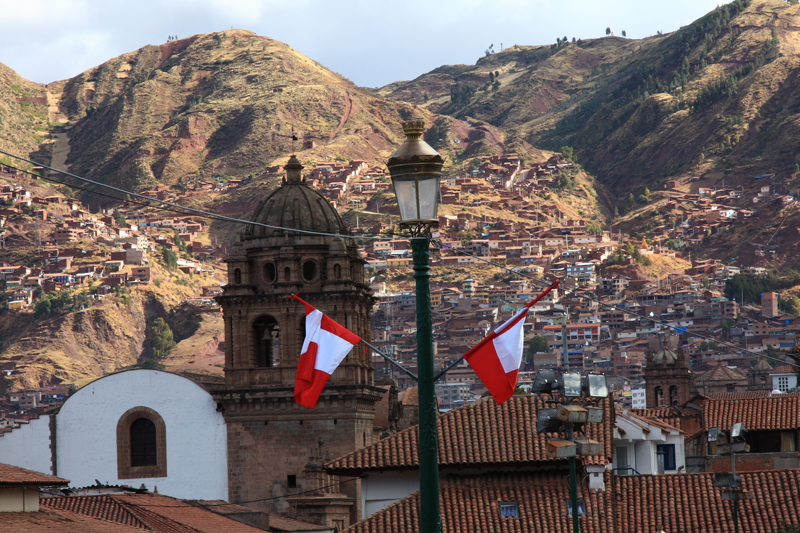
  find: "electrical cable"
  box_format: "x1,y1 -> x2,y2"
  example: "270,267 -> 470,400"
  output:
433,241 -> 800,370
0,149 -> 393,241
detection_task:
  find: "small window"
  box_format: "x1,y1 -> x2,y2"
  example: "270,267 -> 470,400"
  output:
333,263 -> 342,279
287,475 -> 297,488
565,498 -> 586,516
264,262 -> 276,282
657,444 -> 676,470
234,268 -> 242,284
302,260 -> 317,282
284,267 -> 291,282
131,418 -> 157,466
499,502 -> 518,518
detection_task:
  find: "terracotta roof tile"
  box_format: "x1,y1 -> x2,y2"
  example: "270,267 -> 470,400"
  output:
350,470 -> 800,533
346,472 -> 614,533
42,494 -> 267,533
0,463 -> 69,486
327,395 -> 614,474
700,391 -> 774,400
0,508 -> 147,532
615,470 -> 800,533
703,396 -> 800,431
43,495 -> 145,528
628,408 -> 683,431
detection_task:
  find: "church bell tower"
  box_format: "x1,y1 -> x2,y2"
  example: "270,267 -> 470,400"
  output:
213,156 -> 383,522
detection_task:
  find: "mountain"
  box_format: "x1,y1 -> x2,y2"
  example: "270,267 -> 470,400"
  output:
382,0 -> 800,196
42,29 -> 438,201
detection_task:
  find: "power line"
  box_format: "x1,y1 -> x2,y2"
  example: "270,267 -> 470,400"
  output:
435,242 -> 800,370
0,149 -> 392,241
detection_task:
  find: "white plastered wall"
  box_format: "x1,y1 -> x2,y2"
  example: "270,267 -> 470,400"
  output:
56,369 -> 227,500
0,415 -> 53,475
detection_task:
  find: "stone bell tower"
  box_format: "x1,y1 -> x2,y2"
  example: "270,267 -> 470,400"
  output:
213,156 -> 383,523
644,347 -> 692,408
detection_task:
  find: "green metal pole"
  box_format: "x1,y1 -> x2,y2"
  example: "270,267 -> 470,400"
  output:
569,455 -> 579,533
562,312 -> 569,371
412,236 -> 441,533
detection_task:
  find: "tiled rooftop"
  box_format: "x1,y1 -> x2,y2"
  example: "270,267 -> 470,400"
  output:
0,507 -> 147,532
346,472 -> 613,533
348,470 -> 800,533
42,493 -> 267,533
615,469 -> 800,533
703,395 -> 800,431
326,395 -> 613,474
0,463 -> 68,486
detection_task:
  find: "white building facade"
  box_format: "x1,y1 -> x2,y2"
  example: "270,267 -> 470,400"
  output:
0,370 -> 227,500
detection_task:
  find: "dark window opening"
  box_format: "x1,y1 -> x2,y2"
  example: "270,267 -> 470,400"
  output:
669,385 -> 678,406
499,502 -> 519,517
565,498 -> 586,516
131,418 -> 157,467
287,475 -> 297,488
656,443 -> 676,470
253,315 -> 280,367
746,430 -> 789,453
333,419 -> 337,425
234,268 -> 242,284
654,386 -> 663,406
284,267 -> 291,282
264,262 -> 276,283
302,260 -> 317,282
334,263 -> 342,279
300,420 -> 304,425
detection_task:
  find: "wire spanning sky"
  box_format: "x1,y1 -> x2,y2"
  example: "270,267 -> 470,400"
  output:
3,0 -> 730,89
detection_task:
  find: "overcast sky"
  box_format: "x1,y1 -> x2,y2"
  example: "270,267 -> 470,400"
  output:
3,0 -> 729,88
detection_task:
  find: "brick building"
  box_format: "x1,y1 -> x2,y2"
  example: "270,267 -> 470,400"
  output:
213,156 -> 383,526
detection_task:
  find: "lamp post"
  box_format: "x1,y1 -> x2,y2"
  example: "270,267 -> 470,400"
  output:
387,121 -> 444,533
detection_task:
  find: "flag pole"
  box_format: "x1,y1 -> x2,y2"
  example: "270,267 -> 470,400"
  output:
361,340 -> 418,382
433,280 -> 560,382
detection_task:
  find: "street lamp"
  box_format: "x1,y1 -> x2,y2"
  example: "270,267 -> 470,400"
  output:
387,120 -> 444,533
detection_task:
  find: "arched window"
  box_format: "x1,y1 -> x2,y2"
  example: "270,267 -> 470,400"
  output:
654,386 -> 663,407
253,315 -> 280,367
131,418 -> 157,466
117,406 -> 166,479
234,268 -> 242,284
263,262 -> 276,283
333,264 -> 342,279
284,267 -> 291,282
302,260 -> 317,282
669,385 -> 678,406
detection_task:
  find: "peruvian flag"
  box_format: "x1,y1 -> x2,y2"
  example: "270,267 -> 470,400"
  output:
291,294 -> 361,408
464,281 -> 558,404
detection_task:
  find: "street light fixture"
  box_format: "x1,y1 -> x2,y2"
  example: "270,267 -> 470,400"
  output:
388,121 -> 444,226
387,120 -> 444,533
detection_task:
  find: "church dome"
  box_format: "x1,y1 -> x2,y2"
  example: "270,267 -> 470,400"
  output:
246,155 -> 349,238
653,348 -> 678,365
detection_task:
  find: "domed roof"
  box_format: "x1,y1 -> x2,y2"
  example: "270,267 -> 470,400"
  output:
246,155 -> 348,238
653,348 -> 678,365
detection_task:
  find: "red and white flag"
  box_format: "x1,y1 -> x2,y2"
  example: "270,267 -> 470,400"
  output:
464,281 -> 558,404
291,294 -> 361,408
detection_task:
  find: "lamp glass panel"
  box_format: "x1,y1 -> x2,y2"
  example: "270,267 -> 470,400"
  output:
392,179 -> 418,221
731,423 -> 745,438
537,407 -> 561,433
588,374 -> 608,398
563,372 -> 581,397
416,174 -> 440,220
533,369 -> 556,393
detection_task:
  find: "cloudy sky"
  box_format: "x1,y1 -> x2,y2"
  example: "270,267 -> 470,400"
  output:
4,0 -> 729,88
